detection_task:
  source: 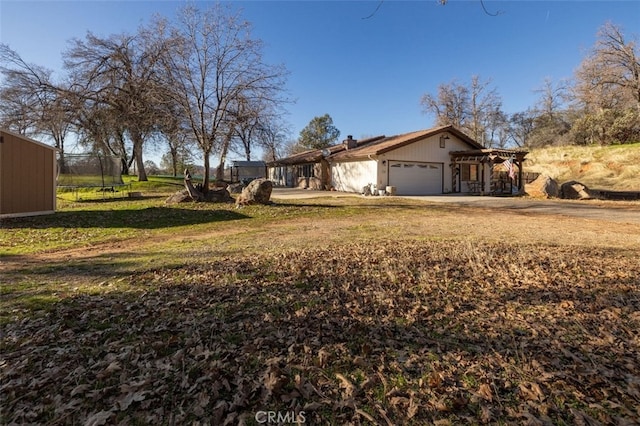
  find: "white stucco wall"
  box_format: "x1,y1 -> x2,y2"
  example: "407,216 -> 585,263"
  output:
330,159 -> 377,193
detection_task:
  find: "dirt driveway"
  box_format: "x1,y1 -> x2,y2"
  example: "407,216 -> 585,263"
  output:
271,188 -> 640,225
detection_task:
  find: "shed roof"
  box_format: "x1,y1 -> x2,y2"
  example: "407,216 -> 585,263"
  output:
0,129 -> 59,152
232,161 -> 266,167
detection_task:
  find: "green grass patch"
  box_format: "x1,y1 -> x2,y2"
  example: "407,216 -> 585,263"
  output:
1,181 -> 639,424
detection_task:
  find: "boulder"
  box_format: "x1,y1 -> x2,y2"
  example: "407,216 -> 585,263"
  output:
525,174 -> 559,198
307,177 -> 323,190
559,180 -> 594,200
227,182 -> 245,194
236,178 -> 273,206
165,187 -> 233,204
165,189 -> 191,204
296,177 -> 308,189
203,187 -> 233,203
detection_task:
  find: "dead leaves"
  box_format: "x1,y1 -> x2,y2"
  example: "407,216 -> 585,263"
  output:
1,240 -> 639,424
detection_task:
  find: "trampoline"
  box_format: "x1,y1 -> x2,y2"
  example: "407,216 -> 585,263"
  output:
57,154 -> 130,200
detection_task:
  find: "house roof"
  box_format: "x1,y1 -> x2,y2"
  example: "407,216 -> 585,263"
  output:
268,125 -> 485,166
268,135 -> 386,166
329,125 -> 483,162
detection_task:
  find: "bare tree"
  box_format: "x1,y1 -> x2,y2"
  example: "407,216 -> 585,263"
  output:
485,108 -> 510,148
156,3 -> 288,192
508,109 -> 536,147
421,75 -> 503,145
421,80 -> 468,128
155,100 -> 196,177
468,75 -> 502,144
258,118 -> 290,162
574,22 -> 640,112
518,77 -> 573,147
63,30 -> 169,181
229,96 -> 275,161
535,77 -> 569,118
570,22 -> 640,144
0,44 -> 73,167
363,0 -> 502,20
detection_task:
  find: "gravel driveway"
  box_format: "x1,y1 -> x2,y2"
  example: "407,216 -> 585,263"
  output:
271,188 -> 640,225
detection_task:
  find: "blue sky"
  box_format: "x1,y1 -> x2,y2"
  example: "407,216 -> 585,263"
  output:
1,0 -> 639,159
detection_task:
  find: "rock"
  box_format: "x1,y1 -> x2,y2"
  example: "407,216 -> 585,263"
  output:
166,187 -> 233,204
307,177 -> 323,190
559,180 -> 594,200
296,177 -> 308,189
227,182 -> 245,194
165,189 -> 192,204
204,187 -> 233,203
525,174 -> 559,198
236,178 -> 273,206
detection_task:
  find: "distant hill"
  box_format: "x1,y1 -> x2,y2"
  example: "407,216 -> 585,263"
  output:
525,143 -> 640,191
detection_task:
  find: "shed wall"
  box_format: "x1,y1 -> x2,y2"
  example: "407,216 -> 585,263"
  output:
0,130 -> 57,217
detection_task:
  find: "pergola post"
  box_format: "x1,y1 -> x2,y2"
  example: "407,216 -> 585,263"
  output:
449,149 -> 528,196
450,161 -> 458,193
517,156 -> 524,193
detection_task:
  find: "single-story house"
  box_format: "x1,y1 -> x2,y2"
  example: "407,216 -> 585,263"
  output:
268,135 -> 385,189
268,125 -> 528,196
0,129 -> 58,218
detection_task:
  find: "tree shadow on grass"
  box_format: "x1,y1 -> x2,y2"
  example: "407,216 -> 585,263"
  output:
0,206 -> 249,230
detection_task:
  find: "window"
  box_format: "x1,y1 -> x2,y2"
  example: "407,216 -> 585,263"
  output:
298,163 -> 315,178
460,164 -> 479,181
439,134 -> 449,148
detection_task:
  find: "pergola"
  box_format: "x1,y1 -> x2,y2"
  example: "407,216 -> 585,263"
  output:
449,149 -> 528,195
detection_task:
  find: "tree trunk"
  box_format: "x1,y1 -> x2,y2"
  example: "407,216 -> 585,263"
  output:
216,125 -> 234,182
171,147 -> 179,177
131,132 -> 148,181
58,151 -> 67,174
216,159 -> 225,182
202,151 -> 211,193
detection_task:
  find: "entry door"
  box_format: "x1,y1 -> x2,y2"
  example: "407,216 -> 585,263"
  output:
388,161 -> 443,195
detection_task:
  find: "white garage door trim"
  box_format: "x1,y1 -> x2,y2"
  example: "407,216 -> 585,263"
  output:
388,161 -> 443,195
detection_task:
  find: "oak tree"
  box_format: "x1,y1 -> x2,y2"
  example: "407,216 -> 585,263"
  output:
156,3 -> 287,191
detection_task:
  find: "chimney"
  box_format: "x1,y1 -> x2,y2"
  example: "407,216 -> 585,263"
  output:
344,135 -> 357,149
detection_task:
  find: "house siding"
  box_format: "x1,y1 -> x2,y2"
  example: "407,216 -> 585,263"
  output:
331,159 -> 377,193
378,134 -> 472,194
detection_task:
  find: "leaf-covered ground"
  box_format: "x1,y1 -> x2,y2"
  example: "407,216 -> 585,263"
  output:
2,240 -> 639,425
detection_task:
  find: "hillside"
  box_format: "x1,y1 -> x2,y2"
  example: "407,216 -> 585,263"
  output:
525,143 -> 640,191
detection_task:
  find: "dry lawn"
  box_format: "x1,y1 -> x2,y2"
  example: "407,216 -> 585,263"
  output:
1,196 -> 639,425
526,143 -> 640,191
